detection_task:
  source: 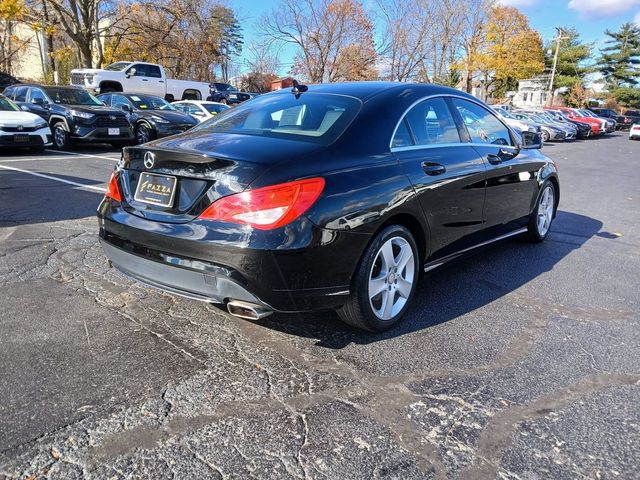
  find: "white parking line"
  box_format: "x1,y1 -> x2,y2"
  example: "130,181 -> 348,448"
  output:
0,157 -> 88,163
45,149 -> 119,161
0,164 -> 106,193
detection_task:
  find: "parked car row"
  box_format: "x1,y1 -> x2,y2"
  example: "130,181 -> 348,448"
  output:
1,83 -> 232,150
492,105 -> 619,143
589,107 -> 640,130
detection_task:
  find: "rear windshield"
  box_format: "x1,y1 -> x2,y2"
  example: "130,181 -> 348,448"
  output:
43,88 -> 102,105
192,92 -> 361,145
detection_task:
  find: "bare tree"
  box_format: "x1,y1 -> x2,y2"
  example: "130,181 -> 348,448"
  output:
245,40 -> 282,76
258,0 -> 377,83
44,0 -> 119,67
375,0 -> 436,81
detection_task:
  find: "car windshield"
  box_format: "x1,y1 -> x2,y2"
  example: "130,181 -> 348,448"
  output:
526,114 -> 546,123
537,113 -> 555,122
104,62 -> 132,71
214,83 -> 237,92
43,88 -> 102,105
579,110 -> 594,117
192,92 -> 362,145
0,95 -> 19,111
129,95 -> 176,111
203,103 -> 229,114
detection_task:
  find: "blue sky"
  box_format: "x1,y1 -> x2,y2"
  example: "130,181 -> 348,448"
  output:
230,0 -> 640,75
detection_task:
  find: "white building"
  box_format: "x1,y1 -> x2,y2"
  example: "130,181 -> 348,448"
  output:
511,75 -> 550,108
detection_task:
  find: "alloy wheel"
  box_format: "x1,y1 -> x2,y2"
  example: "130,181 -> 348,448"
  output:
542,130 -> 550,142
537,185 -> 555,236
136,125 -> 150,144
54,126 -> 66,148
368,236 -> 415,320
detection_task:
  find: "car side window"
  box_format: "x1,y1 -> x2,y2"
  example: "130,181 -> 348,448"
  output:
147,65 -> 162,78
404,97 -> 461,146
452,98 -> 512,146
112,94 -> 130,109
29,88 -> 47,103
99,94 -> 112,106
128,64 -> 147,77
391,120 -> 413,148
13,86 -> 28,102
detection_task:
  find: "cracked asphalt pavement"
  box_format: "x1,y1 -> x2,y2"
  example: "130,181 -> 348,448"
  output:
0,135 -> 638,479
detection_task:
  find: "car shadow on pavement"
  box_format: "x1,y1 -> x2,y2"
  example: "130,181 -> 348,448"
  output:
255,211 -> 605,348
0,170 -> 105,226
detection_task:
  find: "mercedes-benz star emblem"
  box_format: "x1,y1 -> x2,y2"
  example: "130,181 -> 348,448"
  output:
144,151 -> 155,169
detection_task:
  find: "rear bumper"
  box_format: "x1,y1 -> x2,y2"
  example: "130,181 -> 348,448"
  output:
97,201 -> 368,312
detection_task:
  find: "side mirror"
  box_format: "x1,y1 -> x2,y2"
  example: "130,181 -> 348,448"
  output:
126,68 -> 136,78
520,131 -> 542,150
120,104 -> 131,113
32,97 -> 45,106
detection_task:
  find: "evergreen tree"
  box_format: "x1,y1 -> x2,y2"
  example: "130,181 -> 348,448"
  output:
597,22 -> 640,87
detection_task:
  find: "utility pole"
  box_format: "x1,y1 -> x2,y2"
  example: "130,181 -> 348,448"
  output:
547,27 -> 567,106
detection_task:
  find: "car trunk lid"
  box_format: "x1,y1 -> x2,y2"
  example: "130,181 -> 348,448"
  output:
119,132 -> 322,223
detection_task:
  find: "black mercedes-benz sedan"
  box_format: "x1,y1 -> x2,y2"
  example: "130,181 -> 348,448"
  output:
98,82 -> 559,332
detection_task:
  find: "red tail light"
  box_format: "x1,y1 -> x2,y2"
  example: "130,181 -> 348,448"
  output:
199,177 -> 325,230
105,172 -> 122,202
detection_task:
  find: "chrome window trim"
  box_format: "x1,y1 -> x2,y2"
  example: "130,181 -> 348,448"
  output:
388,93 -> 517,152
392,142 -> 519,153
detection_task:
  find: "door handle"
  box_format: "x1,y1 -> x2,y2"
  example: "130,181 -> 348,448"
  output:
159,80 -> 164,83
142,79 -> 149,82
487,154 -> 503,165
422,162 -> 446,176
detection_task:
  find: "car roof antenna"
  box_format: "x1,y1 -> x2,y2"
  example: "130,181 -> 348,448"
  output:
291,79 -> 308,98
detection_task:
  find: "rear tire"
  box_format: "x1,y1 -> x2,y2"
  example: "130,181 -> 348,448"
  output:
526,181 -> 556,242
338,225 -> 419,332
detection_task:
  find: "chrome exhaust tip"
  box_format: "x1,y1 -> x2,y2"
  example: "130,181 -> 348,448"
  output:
227,300 -> 273,320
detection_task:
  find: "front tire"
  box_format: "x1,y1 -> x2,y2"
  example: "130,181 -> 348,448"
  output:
135,124 -> 152,145
541,130 -> 550,143
338,225 -> 419,332
526,181 -> 556,242
52,123 -> 70,149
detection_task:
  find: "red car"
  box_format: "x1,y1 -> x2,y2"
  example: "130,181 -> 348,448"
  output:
544,106 -> 603,136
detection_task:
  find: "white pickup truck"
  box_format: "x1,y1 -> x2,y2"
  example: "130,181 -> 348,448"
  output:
70,61 -> 210,101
